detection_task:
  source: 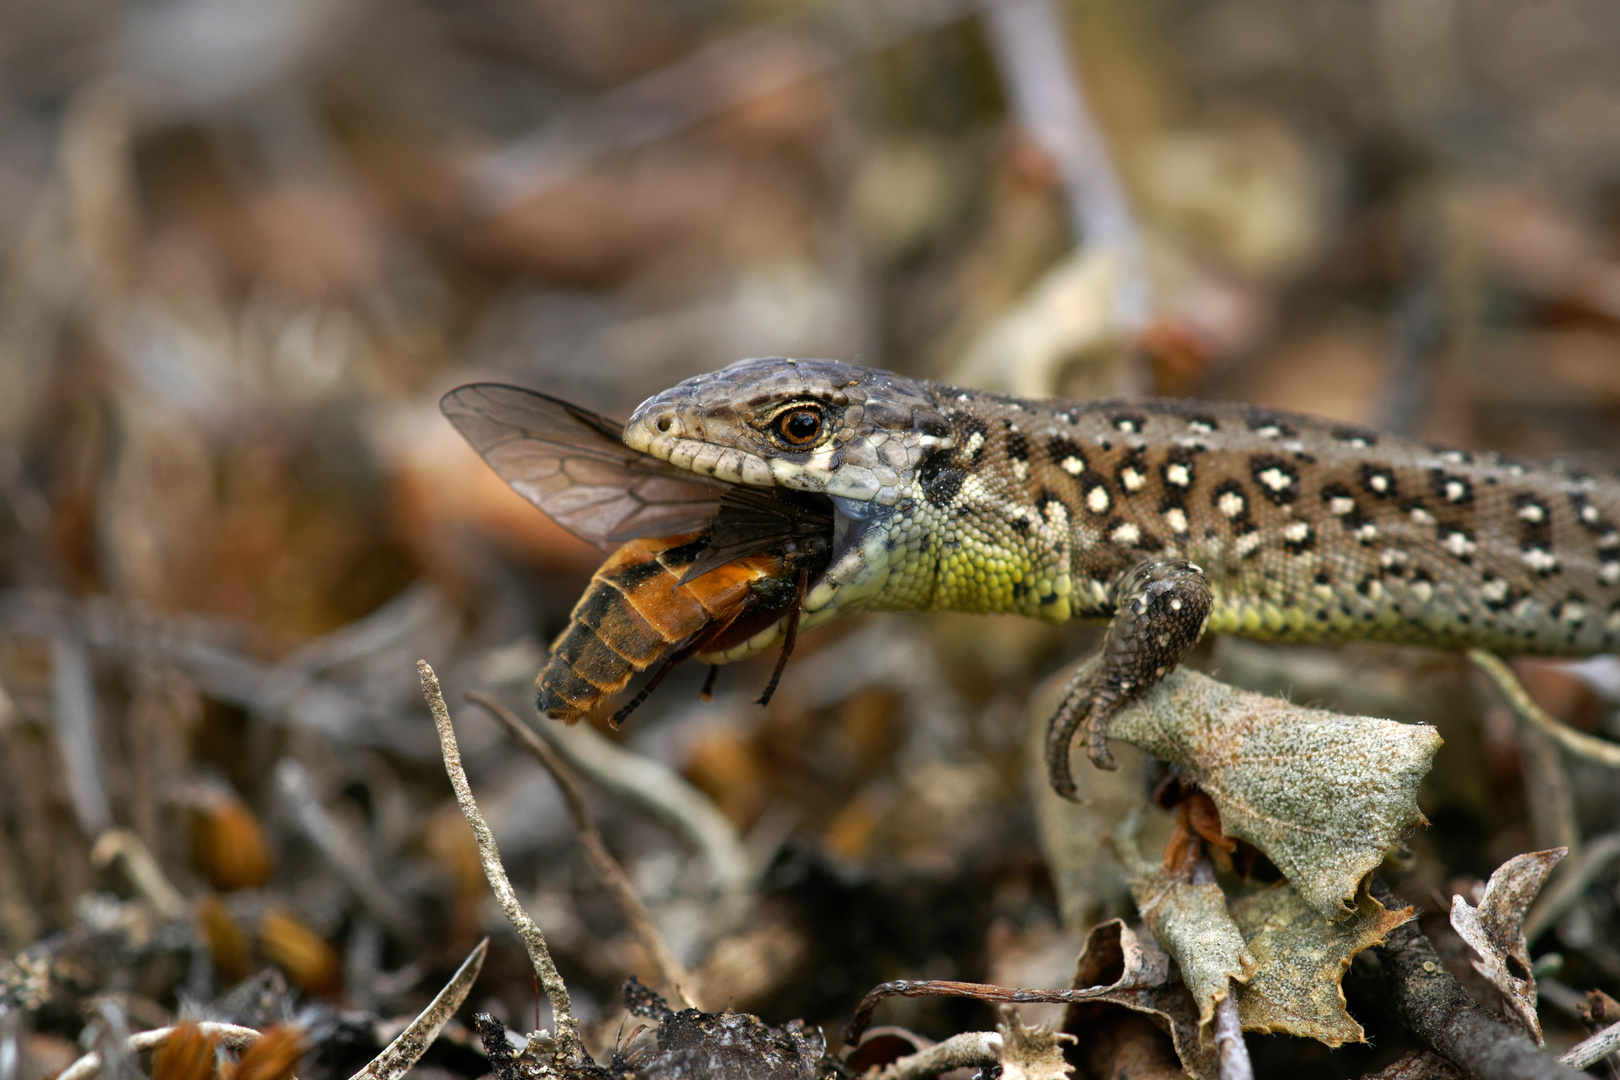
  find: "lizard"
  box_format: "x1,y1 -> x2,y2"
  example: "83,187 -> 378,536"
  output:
616,356 -> 1620,800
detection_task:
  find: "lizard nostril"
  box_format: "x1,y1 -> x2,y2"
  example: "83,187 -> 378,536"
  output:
655,414 -> 674,433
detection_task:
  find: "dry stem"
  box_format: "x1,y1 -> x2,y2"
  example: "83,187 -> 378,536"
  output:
1470,651 -> 1620,769
417,661 -> 581,1063
466,689 -> 699,1009
1561,1019 -> 1620,1071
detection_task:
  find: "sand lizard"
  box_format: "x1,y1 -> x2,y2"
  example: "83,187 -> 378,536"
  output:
616,357 -> 1620,799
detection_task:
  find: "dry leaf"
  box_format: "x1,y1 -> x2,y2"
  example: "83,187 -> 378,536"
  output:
1108,669 -> 1442,917
1230,882 -> 1414,1046
1130,874 -> 1258,1038
995,1009 -> 1075,1080
1064,920 -> 1218,1080
1449,847 -> 1567,1043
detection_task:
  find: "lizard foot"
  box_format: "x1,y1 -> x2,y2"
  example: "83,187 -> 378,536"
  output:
1044,558 -> 1213,800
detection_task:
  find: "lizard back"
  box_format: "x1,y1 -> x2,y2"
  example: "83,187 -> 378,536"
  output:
912,387 -> 1620,655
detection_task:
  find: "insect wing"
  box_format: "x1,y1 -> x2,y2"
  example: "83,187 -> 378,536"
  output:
440,383 -> 728,549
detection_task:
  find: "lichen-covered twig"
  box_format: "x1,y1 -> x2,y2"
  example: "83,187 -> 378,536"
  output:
465,690 -> 699,1009
55,1022 -> 262,1080
868,1031 -> 1003,1080
1369,878 -> 1584,1080
1470,650 -> 1620,769
417,661 -> 581,1063
345,937 -> 488,1080
1561,1019 -> 1620,1071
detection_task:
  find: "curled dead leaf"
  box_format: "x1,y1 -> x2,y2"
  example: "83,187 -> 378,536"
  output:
1449,847 -> 1567,1044
1230,881 -> 1414,1046
1130,874 -> 1258,1039
1062,920 -> 1218,1080
1108,669 -> 1441,917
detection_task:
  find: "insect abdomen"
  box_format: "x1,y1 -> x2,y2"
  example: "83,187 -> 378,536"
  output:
536,536 -> 762,720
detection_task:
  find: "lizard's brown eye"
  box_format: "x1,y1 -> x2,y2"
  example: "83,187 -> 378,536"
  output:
774,407 -> 823,447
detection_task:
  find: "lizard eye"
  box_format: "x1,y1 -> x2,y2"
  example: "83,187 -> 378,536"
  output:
772,407 -> 824,447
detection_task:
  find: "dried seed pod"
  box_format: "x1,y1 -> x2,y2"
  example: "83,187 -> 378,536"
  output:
195,894 -> 254,984
228,1027 -> 303,1080
191,790 -> 273,891
256,910 -> 341,998
151,1022 -> 218,1080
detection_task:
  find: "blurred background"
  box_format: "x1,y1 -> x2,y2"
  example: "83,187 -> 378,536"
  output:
4,0 -> 1620,1075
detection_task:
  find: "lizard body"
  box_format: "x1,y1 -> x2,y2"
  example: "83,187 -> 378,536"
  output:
621,357 -> 1620,792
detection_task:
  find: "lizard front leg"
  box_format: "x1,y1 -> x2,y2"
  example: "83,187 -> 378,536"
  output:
1045,558 -> 1213,799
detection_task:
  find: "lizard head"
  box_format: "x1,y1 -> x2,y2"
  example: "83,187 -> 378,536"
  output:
625,357 -> 954,645
623,356 -> 952,506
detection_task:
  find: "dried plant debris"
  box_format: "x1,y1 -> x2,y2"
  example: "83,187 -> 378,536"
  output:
1129,873 -> 1258,1037
1108,668 -> 1442,917
993,1008 -> 1076,1080
613,977 -> 841,1080
1449,848 -> 1567,1044
1230,881 -> 1413,1046
1063,920 -> 1218,1080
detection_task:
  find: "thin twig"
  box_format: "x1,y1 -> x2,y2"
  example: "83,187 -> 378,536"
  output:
89,829 -> 187,919
274,758 -> 418,938
1562,1019 -> 1620,1071
417,661 -> 581,1063
869,1031 -> 1003,1080
345,938 -> 488,1080
1193,859 -> 1254,1080
1523,830 -> 1620,943
50,632 -> 113,835
1470,651 -> 1620,769
844,979 -> 1124,1044
465,690 -> 699,1010
1369,878 -> 1585,1080
55,1022 -> 262,1080
539,713 -> 752,898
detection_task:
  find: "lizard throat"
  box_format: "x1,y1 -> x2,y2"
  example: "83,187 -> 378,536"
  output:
697,494 -> 898,664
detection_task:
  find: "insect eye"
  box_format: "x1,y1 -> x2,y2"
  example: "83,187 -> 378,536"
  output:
774,407 -> 823,446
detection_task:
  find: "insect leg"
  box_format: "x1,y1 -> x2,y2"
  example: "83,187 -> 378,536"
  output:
699,664 -> 720,702
755,565 -> 810,707
1045,558 -> 1212,799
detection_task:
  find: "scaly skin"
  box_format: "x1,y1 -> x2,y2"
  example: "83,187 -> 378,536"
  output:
622,357 -> 1620,789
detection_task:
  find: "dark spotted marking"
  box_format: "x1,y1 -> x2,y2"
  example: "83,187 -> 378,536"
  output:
1249,454 -> 1300,505
1430,469 -> 1474,506
919,452 -> 965,508
958,416 -> 990,465
1006,429 -> 1030,462
1359,463 -> 1399,499
1513,493 -> 1553,548
1185,413 -> 1220,433
1110,412 -> 1147,434
1247,416 -> 1297,439
1116,447 -> 1150,495
1331,425 -> 1378,447
1569,493 -> 1611,535
1211,480 -> 1252,525
1161,447 -> 1198,491
1048,434 -> 1085,464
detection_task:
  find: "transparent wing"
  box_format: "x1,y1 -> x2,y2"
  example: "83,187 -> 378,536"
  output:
440,383 -> 728,550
